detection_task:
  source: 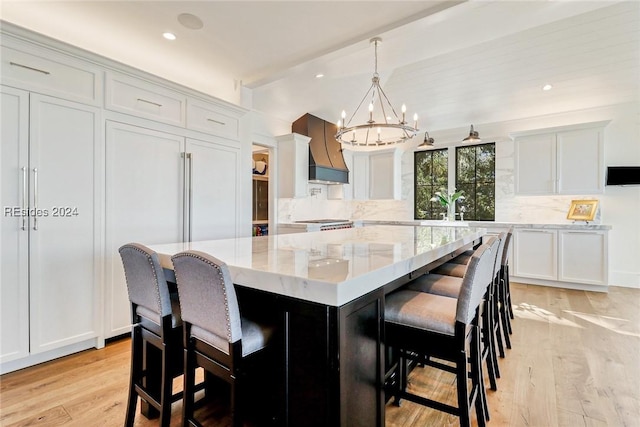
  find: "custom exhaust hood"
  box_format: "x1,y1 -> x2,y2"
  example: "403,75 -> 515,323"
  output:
292,113 -> 349,184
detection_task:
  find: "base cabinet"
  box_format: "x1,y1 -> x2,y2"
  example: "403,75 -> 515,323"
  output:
513,228 -> 608,290
1,87 -> 100,370
513,229 -> 557,280
558,230 -> 608,285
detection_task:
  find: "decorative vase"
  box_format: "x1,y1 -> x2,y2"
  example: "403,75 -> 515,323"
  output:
447,203 -> 456,221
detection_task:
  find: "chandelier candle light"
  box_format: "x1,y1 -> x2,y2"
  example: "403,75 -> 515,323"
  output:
336,37 -> 419,146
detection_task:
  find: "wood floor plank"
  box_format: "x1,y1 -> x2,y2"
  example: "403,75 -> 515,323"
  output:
1,283 -> 638,426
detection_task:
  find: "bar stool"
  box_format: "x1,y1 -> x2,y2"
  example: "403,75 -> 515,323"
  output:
408,236 -> 502,398
119,243 -> 184,427
171,250 -> 275,427
432,233 -> 509,358
385,241 -> 496,427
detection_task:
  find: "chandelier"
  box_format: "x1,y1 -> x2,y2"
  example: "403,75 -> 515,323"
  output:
336,37 -> 419,147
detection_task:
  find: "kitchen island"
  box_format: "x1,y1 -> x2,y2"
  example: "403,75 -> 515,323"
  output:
148,225 -> 485,426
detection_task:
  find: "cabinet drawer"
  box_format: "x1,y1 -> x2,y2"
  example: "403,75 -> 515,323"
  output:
105,72 -> 186,126
186,99 -> 239,140
1,45 -> 100,105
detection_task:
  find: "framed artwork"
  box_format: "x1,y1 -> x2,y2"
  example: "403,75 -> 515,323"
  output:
567,199 -> 598,221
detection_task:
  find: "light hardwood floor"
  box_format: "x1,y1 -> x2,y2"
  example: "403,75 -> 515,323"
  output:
1,283 -> 638,426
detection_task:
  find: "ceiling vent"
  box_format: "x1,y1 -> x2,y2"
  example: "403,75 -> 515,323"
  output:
292,113 -> 349,184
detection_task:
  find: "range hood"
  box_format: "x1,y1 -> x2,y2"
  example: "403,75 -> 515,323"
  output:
292,113 -> 349,184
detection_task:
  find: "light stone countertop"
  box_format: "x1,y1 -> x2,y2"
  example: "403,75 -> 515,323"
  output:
359,220 -> 611,231
148,225 -> 485,306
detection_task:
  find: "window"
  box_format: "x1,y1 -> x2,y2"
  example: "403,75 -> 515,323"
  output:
414,149 -> 448,220
456,143 -> 495,221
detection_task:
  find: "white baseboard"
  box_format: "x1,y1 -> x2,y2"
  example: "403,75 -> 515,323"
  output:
510,276 -> 608,293
609,271 -> 640,288
0,338 -> 99,375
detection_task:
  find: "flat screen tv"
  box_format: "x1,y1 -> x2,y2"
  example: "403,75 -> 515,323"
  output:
606,166 -> 640,185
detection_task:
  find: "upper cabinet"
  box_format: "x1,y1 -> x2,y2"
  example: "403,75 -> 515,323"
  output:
512,121 -> 608,195
343,148 -> 402,200
105,71 -> 186,126
1,38 -> 102,106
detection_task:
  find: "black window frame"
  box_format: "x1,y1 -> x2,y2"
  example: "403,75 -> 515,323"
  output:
414,148 -> 448,220
455,142 -> 496,221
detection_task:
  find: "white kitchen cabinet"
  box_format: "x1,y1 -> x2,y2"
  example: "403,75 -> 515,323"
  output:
104,121 -> 241,337
558,230 -> 608,285
345,148 -> 401,200
1,41 -> 102,106
512,227 -> 609,290
513,229 -> 558,280
105,71 -> 186,126
513,122 -> 607,195
1,87 -> 100,369
276,133 -> 310,198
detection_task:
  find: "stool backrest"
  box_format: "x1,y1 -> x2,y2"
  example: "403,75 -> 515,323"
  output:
501,229 -> 514,267
456,237 -> 498,325
119,243 -> 172,319
171,250 -> 242,349
493,232 -> 507,277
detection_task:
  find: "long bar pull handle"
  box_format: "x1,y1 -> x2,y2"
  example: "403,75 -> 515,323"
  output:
21,167 -> 28,230
10,61 -> 51,75
32,168 -> 38,231
136,98 -> 162,108
206,118 -> 225,125
181,152 -> 188,242
187,153 -> 193,242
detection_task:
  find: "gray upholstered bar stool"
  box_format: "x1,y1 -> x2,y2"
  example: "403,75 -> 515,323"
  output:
384,241 -> 496,427
406,236 -> 502,393
119,243 -> 184,427
431,233 -> 509,358
171,250 -> 275,427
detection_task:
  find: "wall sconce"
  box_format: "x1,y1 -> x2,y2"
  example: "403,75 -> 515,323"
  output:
418,131 -> 435,147
462,124 -> 481,143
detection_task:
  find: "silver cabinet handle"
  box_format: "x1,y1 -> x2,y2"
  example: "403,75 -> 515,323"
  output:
21,167 -> 28,230
10,61 -> 50,75
32,168 -> 38,230
187,153 -> 193,242
206,118 -> 225,125
136,98 -> 162,108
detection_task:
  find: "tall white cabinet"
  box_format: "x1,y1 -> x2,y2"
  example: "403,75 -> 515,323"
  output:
1,87 -> 101,369
104,121 -> 241,337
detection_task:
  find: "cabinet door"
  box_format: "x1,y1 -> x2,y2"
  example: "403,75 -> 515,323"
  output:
559,231 -> 607,285
0,87 -> 30,363
188,138 -> 240,241
28,94 -> 99,353
514,134 -> 556,194
105,121 -> 185,337
369,151 -> 395,200
513,229 -> 557,280
352,154 -> 369,200
557,128 -> 603,194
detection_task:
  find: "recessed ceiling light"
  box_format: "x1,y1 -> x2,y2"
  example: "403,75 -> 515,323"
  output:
163,32 -> 177,41
315,73 -> 324,79
543,84 -> 553,91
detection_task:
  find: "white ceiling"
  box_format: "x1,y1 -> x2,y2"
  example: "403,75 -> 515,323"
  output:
2,1 -> 638,136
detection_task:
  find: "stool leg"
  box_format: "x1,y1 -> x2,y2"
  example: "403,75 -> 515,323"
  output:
472,325 -> 488,426
125,325 -> 142,427
456,346 -> 471,427
182,346 -> 196,427
160,343 -> 172,427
